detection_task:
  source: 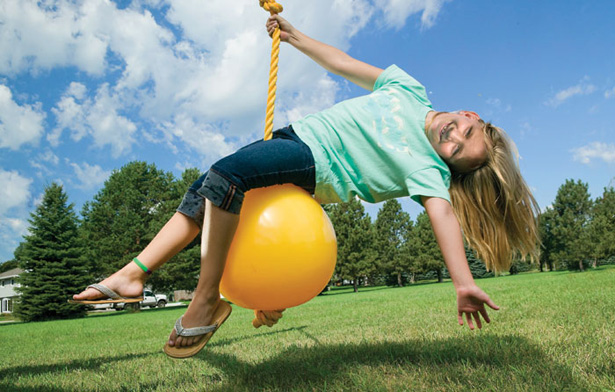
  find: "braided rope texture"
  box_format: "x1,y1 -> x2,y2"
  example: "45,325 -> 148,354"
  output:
259,0 -> 283,14
259,0 -> 283,141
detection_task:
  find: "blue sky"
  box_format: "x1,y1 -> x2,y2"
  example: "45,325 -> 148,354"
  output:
1,0 -> 614,262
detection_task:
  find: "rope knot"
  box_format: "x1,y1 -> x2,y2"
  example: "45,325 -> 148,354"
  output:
259,0 -> 283,14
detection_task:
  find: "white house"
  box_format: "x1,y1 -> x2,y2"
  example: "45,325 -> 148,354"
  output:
0,268 -> 23,314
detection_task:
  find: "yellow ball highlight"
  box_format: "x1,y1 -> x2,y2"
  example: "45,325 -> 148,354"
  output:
220,184 -> 337,310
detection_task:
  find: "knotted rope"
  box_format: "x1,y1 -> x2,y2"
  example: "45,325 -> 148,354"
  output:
252,1 -> 285,329
259,0 -> 283,141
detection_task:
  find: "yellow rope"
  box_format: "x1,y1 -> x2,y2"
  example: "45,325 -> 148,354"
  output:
252,1 -> 284,329
259,0 -> 283,141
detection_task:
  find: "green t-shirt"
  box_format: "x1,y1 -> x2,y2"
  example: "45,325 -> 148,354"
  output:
292,65 -> 451,205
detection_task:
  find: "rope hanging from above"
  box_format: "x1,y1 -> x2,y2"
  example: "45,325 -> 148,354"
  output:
259,0 -> 283,141
252,0 -> 285,329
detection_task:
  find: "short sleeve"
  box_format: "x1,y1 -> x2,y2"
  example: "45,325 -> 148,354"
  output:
374,65 -> 432,107
406,168 -> 451,206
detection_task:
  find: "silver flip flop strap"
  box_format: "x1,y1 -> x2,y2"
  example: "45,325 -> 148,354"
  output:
87,284 -> 121,300
174,316 -> 218,337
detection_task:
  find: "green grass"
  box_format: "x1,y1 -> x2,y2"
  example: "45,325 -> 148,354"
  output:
1,267 -> 614,392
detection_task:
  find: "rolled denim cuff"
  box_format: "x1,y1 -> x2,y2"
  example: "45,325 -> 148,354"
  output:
176,189 -> 206,229
196,169 -> 244,215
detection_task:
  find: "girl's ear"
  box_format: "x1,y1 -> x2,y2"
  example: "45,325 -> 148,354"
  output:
458,110 -> 481,120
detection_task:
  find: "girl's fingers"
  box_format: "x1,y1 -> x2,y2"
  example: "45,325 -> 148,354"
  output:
465,313 -> 475,330
479,307 -> 491,323
485,297 -> 500,310
473,311 -> 482,329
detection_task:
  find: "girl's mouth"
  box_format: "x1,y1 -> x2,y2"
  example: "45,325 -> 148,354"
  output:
439,122 -> 452,142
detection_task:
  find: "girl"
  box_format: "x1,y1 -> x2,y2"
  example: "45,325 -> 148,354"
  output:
72,15 -> 540,358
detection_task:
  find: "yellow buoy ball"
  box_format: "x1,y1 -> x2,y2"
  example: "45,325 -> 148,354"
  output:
220,184 -> 337,310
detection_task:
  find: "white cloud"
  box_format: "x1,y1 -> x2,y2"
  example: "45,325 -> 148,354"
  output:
0,169 -> 32,215
375,0 -> 450,29
546,77 -> 596,107
0,169 -> 34,261
0,217 -> 29,261
572,142 -> 615,164
0,0 -> 108,76
605,87 -> 615,99
0,85 -> 46,150
51,83 -> 138,157
69,162 -> 112,190
30,149 -> 60,177
156,113 -> 235,160
485,97 -> 512,113
519,121 -> 532,138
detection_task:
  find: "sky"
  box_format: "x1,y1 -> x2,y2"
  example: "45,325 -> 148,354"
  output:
1,0 -> 614,262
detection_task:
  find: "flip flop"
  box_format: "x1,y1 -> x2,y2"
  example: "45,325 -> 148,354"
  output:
68,283 -> 144,304
163,300 -> 232,359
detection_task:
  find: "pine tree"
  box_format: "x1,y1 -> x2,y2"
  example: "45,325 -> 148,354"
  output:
586,186 -> 615,266
413,212 -> 445,282
550,179 -> 593,271
466,246 -> 493,278
538,207 -> 557,271
374,200 -> 413,286
14,183 -> 90,321
326,199 -> 377,292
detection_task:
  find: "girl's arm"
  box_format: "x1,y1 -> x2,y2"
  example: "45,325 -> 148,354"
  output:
422,196 -> 500,330
267,15 -> 383,91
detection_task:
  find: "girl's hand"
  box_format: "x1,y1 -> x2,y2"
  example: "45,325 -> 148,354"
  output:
266,14 -> 295,42
456,285 -> 500,330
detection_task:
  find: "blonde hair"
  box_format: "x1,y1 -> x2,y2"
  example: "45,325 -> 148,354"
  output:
449,122 -> 540,272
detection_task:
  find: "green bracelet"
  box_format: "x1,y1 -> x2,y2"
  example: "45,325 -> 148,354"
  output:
133,258 -> 152,275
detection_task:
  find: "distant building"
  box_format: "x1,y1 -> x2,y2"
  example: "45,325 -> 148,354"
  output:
0,268 -> 23,314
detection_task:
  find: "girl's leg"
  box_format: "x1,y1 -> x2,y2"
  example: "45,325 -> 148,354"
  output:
168,199 -> 239,348
72,212 -> 200,301
167,126 -> 316,348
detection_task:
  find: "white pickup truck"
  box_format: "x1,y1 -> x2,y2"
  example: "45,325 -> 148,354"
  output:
112,289 -> 168,311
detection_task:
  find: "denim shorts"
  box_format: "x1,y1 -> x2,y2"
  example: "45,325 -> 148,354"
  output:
177,125 -> 316,227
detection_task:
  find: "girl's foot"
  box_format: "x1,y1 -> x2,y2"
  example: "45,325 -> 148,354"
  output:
72,261 -> 147,301
167,291 -> 221,348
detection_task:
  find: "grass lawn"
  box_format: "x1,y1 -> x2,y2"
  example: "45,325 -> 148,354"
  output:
1,266 -> 614,392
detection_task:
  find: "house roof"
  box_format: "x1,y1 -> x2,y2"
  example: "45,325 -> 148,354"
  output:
0,268 -> 24,279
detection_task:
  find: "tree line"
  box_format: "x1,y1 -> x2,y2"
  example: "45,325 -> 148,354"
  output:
3,161 -> 614,321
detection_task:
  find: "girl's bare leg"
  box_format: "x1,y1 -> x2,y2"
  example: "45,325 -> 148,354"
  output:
72,212 -> 201,301
168,199 -> 239,348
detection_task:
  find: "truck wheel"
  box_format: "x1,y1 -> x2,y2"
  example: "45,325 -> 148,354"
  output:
157,300 -> 166,308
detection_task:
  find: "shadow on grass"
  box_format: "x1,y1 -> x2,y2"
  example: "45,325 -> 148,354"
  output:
0,333 -> 590,392
198,334 -> 588,391
0,352 -> 157,392
209,326 -> 310,347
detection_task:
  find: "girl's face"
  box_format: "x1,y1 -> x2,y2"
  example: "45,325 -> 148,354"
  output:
425,111 -> 488,173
